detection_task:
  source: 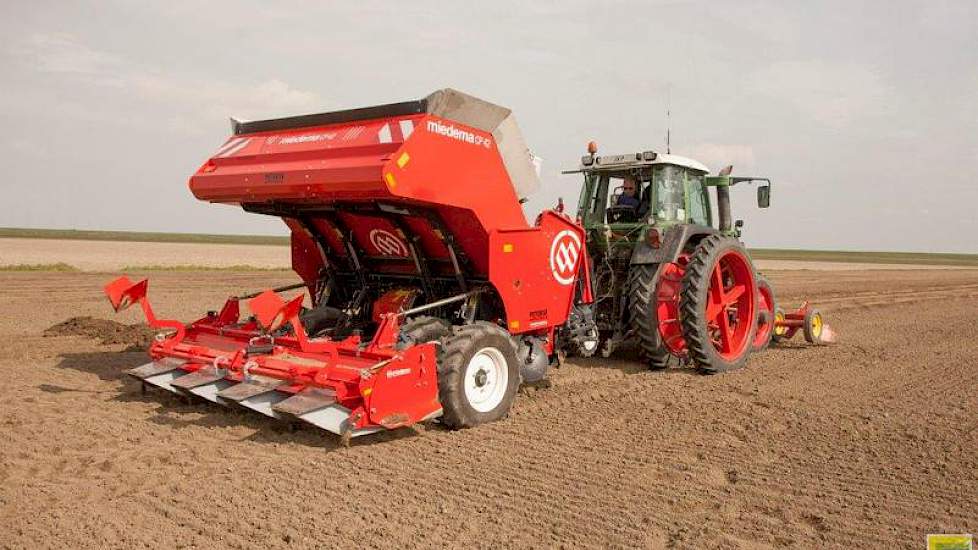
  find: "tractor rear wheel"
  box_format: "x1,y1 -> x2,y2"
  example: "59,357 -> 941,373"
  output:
752,277 -> 776,352
680,236 -> 758,374
437,322 -> 521,429
627,264 -> 672,370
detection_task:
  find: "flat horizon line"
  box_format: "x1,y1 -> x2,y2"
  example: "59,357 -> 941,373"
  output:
1,227 -> 976,264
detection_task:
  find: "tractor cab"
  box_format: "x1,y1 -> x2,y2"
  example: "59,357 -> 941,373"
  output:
566,145 -> 772,249
565,147 -> 712,254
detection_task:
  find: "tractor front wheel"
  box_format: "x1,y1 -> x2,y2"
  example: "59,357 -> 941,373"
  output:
627,264 -> 672,370
437,322 -> 521,429
680,236 -> 758,374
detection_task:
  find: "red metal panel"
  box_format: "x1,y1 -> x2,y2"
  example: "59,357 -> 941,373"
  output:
381,114 -> 527,228
371,288 -> 420,323
308,217 -> 347,257
189,115 -> 423,203
336,212 -> 410,258
283,218 -> 324,293
487,211 -> 585,334
401,216 -> 450,260
362,343 -> 440,429
438,208 -> 489,275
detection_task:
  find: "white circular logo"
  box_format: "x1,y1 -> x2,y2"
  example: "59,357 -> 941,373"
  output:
549,230 -> 582,285
369,229 -> 409,257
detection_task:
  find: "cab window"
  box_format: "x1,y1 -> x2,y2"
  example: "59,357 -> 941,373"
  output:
579,173 -> 603,223
652,165 -> 685,222
686,173 -> 711,226
579,171 -> 653,224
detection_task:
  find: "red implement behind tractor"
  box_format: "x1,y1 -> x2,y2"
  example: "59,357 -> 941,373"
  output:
773,301 -> 833,345
106,89 -> 597,441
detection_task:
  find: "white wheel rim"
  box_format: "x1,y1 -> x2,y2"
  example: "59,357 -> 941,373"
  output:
463,346 -> 508,413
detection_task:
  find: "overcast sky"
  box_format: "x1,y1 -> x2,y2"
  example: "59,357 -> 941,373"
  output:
1,1 -> 976,252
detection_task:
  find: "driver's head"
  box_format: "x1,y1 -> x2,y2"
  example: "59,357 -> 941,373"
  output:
622,176 -> 637,198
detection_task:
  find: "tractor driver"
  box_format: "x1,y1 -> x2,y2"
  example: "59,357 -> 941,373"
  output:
617,176 -> 640,209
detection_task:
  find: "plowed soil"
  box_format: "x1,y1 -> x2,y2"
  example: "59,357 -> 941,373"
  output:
2,269 -> 977,549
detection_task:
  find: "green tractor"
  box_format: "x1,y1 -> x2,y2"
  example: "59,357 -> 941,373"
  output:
563,143 -> 776,373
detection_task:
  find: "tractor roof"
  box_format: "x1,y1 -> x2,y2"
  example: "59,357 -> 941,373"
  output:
651,153 -> 710,173
565,151 -> 710,174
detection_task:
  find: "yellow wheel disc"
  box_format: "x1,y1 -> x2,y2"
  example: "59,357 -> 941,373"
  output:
810,313 -> 823,338
774,311 -> 787,336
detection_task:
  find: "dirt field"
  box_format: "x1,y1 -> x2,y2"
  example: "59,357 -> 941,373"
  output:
2,268 -> 977,549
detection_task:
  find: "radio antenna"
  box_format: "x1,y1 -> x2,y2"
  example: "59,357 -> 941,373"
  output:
666,86 -> 672,154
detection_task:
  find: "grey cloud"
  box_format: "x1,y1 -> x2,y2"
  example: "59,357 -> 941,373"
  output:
1,0 -> 976,252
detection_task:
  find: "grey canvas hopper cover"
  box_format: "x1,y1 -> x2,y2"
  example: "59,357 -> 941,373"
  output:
424,88 -> 542,199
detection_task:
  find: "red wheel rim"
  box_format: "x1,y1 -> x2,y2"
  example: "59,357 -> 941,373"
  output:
657,259 -> 686,356
753,282 -> 774,349
705,250 -> 756,360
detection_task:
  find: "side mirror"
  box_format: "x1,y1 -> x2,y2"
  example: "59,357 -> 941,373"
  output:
757,184 -> 771,208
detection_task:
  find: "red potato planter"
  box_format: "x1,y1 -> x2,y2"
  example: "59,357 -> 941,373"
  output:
105,90 -> 598,442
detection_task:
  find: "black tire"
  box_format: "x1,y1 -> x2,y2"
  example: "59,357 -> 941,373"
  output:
752,277 -> 776,353
680,235 -> 758,374
771,307 -> 787,343
437,322 -> 521,429
627,264 -> 672,370
396,315 -> 451,350
299,305 -> 349,337
803,308 -> 824,344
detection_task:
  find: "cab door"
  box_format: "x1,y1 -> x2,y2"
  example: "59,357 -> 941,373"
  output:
684,172 -> 713,227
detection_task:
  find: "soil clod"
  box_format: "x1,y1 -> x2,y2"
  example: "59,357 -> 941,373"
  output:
44,316 -> 157,350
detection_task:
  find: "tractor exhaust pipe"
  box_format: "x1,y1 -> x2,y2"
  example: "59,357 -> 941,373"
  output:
717,185 -> 732,232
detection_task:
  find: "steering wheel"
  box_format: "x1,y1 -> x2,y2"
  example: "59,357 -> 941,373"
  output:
606,204 -> 638,223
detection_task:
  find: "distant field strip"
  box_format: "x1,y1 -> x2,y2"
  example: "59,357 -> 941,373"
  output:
0,238 -> 291,272
2,228 -> 977,267
0,227 -> 289,246
120,264 -> 290,272
0,263 -> 79,272
749,248 -> 978,267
